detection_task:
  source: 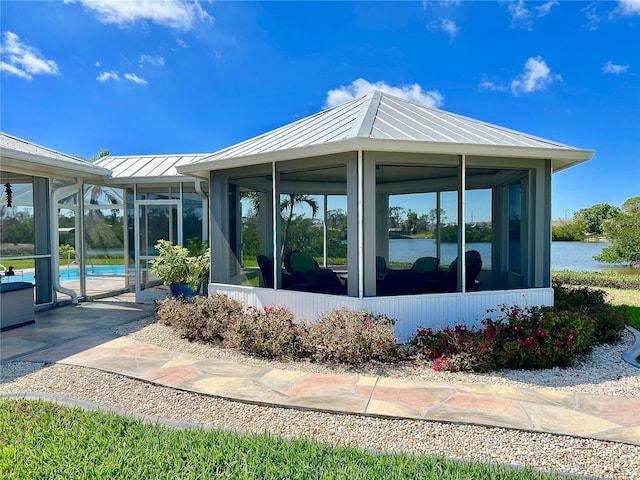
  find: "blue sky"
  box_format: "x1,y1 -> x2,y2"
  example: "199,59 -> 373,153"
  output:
1,0 -> 638,221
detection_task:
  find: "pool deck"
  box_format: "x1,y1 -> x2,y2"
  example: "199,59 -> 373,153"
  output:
1,293 -> 639,446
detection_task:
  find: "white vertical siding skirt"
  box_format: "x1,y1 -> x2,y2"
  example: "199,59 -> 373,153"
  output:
210,285 -> 554,343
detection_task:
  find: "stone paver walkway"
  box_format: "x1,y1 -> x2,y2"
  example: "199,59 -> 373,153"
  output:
2,295 -> 639,446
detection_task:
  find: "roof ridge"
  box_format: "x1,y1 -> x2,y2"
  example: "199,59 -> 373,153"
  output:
351,90 -> 383,138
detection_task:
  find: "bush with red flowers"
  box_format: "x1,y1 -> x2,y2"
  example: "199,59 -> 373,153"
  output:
411,305 -> 596,372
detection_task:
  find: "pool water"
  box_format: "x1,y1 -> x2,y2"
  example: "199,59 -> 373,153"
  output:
3,265 -> 126,284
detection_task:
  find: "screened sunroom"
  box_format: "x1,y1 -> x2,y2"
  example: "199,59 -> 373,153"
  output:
178,91 -> 594,341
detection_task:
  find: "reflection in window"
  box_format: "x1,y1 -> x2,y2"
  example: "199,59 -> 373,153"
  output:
508,183 -> 522,275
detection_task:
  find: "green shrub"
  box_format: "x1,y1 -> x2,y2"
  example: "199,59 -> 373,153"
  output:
225,306 -> 309,359
551,221 -> 585,241
306,308 -> 399,365
553,282 -> 627,343
154,295 -> 243,343
410,305 -> 596,372
552,270 -> 640,290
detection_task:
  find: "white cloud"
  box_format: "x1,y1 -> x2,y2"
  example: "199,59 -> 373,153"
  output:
504,0 -> 558,30
506,0 -> 532,29
582,3 -> 601,30
123,73 -> 148,85
0,31 -> 59,80
534,0 -> 559,17
616,0 -> 640,16
176,38 -> 188,48
0,61 -> 31,79
140,54 -> 165,67
510,56 -> 561,95
602,60 -> 630,74
67,0 -> 212,30
479,79 -> 507,92
324,79 -> 444,109
439,19 -> 460,39
427,18 -> 459,39
97,70 -> 119,82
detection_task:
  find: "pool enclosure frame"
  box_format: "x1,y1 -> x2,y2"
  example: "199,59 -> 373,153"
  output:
1,134 -> 211,306
0,133 -> 112,306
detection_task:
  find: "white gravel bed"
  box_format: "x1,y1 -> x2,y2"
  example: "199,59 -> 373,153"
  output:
2,318 -> 639,479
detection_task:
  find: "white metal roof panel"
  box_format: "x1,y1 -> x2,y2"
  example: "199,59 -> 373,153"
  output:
95,153 -> 210,180
0,132 -> 111,178
179,90 -> 591,176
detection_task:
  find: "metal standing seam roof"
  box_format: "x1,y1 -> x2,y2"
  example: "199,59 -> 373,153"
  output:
0,132 -> 111,178
177,90 -> 594,176
95,153 -> 211,183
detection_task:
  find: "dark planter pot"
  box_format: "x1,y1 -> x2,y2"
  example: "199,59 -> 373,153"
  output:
169,284 -> 200,299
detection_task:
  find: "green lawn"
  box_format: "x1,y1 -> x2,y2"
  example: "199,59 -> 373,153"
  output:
0,399 -> 564,480
602,287 -> 640,330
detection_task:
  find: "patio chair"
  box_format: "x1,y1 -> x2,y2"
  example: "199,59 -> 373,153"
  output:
284,251 -> 345,294
256,255 -> 274,288
433,250 -> 483,292
303,268 -> 346,295
411,256 -> 439,273
377,269 -> 423,296
376,256 -> 389,279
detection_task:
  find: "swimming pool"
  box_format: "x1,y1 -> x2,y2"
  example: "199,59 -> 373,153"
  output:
3,265 -> 127,284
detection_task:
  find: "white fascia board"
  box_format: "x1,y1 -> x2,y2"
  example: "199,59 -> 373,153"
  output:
103,174 -> 204,186
0,149 -> 111,179
176,139 -> 361,176
176,137 -> 594,176
355,138 -> 594,162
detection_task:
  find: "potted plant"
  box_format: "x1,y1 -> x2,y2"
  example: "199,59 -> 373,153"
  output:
150,240 -> 210,299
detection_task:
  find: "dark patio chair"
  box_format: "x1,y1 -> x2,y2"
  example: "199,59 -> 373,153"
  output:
435,250 -> 483,292
303,268 -> 346,295
411,256 -> 439,273
377,269 -> 423,296
376,256 -> 389,279
283,251 -> 344,294
256,255 -> 274,288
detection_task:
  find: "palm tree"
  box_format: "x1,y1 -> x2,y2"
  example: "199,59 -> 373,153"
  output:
280,194 -> 319,257
241,191 -> 319,257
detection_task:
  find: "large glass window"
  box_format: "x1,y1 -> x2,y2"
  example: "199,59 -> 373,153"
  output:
182,189 -> 205,246
508,182 -> 522,275
83,183 -> 126,296
0,176 -> 54,304
0,179 -> 36,277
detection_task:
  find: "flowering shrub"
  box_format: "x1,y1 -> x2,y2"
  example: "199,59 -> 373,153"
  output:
154,295 -> 243,343
306,308 -> 399,365
411,305 -> 596,372
553,281 -> 626,343
225,306 -> 309,359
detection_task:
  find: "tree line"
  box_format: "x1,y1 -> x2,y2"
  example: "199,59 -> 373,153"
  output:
552,197 -> 639,267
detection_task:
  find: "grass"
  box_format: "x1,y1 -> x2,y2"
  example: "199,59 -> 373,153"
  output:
600,287 -> 640,330
0,399 -> 565,480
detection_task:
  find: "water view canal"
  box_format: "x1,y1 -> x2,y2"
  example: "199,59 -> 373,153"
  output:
389,239 -> 634,274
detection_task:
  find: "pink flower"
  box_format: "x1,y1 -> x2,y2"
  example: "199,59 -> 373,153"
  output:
433,357 -> 451,372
